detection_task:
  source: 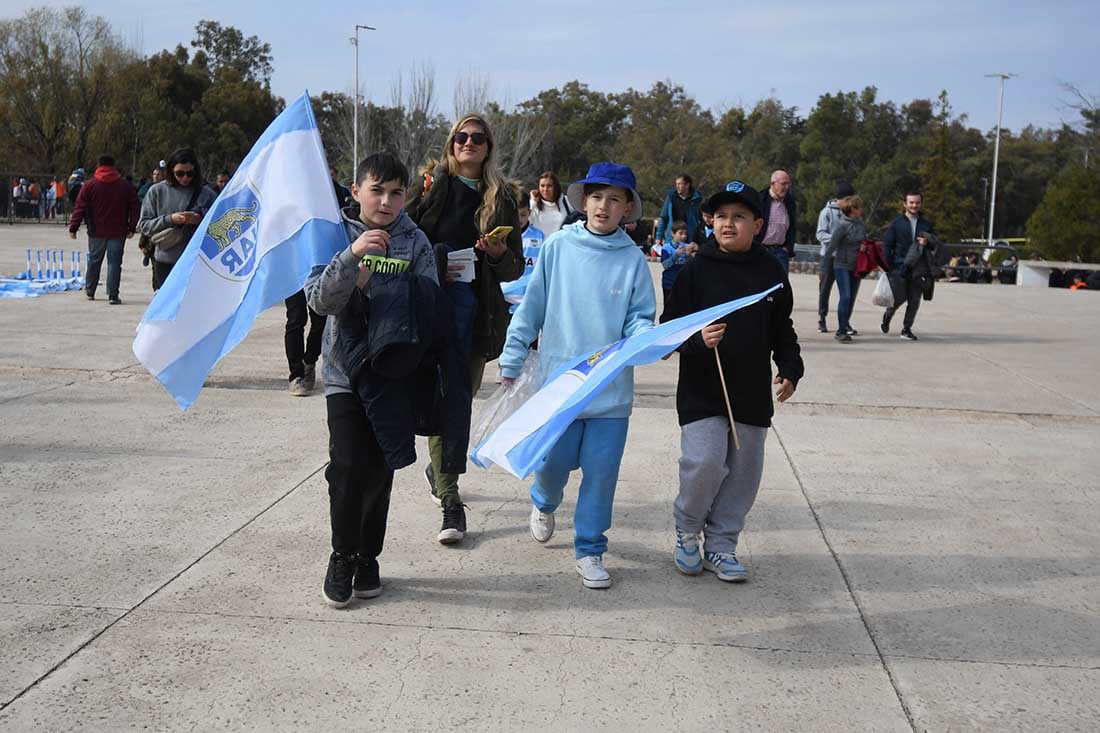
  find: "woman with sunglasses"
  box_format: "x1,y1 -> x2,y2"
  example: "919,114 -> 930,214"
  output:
138,148 -> 216,290
528,171 -> 572,236
407,113 -> 523,545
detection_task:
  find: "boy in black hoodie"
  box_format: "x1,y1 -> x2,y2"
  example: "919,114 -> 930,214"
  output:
660,180 -> 804,582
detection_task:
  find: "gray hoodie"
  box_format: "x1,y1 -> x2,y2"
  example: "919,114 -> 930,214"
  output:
138,181 -> 217,263
305,209 -> 437,396
827,213 -> 866,271
815,199 -> 843,257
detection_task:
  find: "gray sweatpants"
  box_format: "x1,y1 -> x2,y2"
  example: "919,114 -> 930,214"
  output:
674,416 -> 767,554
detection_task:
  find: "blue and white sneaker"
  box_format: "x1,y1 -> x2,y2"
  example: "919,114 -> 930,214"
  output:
674,528 -> 703,575
703,551 -> 749,583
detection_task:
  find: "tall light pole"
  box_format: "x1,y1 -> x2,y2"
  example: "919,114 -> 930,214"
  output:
985,73 -> 1015,249
351,23 -> 376,175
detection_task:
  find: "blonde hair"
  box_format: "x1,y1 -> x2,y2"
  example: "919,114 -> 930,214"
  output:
839,195 -> 864,215
438,114 -> 509,233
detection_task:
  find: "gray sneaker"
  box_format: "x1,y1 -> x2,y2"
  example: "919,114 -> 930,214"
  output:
302,362 -> 316,391
288,377 -> 309,397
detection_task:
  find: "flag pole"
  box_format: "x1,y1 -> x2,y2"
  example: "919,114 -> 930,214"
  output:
714,348 -> 740,450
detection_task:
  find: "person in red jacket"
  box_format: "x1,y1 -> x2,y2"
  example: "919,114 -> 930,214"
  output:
69,154 -> 141,304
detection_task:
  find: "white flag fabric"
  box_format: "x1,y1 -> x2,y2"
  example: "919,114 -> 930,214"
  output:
132,93 -> 345,409
470,284 -> 783,478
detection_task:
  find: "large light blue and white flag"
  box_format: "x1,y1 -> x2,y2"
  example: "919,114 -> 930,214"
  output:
471,283 -> 783,478
132,93 -> 344,409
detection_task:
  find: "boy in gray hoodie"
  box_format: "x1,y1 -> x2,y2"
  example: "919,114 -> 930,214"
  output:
305,153 -> 436,608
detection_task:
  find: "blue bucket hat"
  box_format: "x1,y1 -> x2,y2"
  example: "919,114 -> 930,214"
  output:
704,180 -> 762,219
565,162 -> 643,223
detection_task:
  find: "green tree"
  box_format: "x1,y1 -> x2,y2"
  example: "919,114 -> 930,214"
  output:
916,91 -> 976,241
1026,164 -> 1100,262
612,81 -> 723,207
519,81 -> 625,184
190,20 -> 273,87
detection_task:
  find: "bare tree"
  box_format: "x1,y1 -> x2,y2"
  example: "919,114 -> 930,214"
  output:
390,63 -> 444,174
452,72 -> 548,182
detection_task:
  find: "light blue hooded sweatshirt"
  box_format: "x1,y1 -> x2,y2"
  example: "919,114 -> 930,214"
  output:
499,221 -> 656,419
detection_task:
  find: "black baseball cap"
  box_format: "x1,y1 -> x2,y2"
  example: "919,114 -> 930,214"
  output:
703,180 -> 762,219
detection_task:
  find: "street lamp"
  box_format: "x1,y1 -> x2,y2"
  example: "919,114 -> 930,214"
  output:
985,73 -> 1015,250
351,23 -> 376,175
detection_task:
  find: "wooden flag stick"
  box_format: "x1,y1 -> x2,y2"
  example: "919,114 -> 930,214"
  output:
714,347 -> 740,450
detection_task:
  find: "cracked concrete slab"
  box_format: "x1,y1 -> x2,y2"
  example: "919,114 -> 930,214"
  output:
0,611 -> 911,731
4,222 -> 1100,729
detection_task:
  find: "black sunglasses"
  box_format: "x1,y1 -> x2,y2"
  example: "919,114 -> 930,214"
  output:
454,131 -> 488,146
173,169 -> 195,178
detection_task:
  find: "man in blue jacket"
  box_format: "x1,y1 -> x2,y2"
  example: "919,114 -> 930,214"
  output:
655,173 -> 705,245
756,170 -> 797,272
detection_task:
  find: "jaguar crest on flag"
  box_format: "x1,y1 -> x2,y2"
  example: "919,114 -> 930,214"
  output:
199,187 -> 261,280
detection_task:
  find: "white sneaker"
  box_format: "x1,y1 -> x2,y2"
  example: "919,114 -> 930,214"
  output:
575,555 -> 611,589
529,505 -> 555,543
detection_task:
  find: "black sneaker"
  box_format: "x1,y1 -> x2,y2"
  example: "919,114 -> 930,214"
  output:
424,465 -> 441,506
108,296 -> 122,305
142,255 -> 150,267
834,331 -> 852,343
438,498 -> 467,544
881,312 -> 892,334
817,319 -> 828,333
353,556 -> 382,599
302,361 -> 316,391
900,328 -> 918,341
86,291 -> 95,301
846,327 -> 859,336
322,551 -> 356,608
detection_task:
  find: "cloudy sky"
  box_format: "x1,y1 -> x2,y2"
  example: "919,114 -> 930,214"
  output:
12,0 -> 1099,132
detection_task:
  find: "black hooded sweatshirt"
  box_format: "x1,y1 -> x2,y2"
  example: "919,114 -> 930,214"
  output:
661,240 -> 804,428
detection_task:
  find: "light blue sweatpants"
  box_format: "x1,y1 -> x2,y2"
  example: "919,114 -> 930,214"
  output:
530,417 -> 629,559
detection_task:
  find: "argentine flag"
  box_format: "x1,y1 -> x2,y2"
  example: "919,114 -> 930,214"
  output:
471,284 -> 783,478
133,93 -> 344,409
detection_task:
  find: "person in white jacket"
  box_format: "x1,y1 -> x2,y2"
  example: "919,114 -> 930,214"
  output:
528,171 -> 573,235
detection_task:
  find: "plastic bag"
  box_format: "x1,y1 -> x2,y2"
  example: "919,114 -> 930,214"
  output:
871,273 -> 894,308
469,350 -> 543,455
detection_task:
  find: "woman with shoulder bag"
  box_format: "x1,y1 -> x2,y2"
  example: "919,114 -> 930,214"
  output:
138,148 -> 216,291
406,113 -> 524,545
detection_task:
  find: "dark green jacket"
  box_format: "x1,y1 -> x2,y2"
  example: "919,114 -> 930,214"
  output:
407,171 -> 523,361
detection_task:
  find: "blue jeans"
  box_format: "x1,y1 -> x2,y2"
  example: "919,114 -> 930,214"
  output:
87,237 -> 125,298
530,417 -> 629,558
765,246 -> 790,273
833,267 -> 861,333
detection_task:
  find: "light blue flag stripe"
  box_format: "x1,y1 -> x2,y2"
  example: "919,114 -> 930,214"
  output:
143,93 -> 332,323
471,283 -> 783,478
132,91 -> 345,409
151,218 -> 344,408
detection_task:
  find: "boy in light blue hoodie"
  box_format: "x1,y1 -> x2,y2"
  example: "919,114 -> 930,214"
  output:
499,163 -> 656,589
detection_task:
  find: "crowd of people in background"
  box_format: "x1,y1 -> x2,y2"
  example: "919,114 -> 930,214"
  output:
17,126 -> 1096,603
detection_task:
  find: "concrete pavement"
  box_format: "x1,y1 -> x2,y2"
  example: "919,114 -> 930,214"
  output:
1,223 -> 1098,731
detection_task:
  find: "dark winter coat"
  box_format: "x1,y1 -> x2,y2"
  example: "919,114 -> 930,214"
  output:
661,240 -> 804,428
882,212 -> 934,268
406,169 -> 524,361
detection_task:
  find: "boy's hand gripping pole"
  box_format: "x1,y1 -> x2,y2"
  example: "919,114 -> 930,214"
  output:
714,348 -> 740,450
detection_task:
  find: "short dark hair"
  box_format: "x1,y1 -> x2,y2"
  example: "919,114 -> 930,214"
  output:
671,220 -> 688,234
97,154 -> 115,167
904,191 -> 923,200
165,148 -> 203,188
676,173 -> 693,189
217,170 -> 230,179
355,152 -> 409,188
